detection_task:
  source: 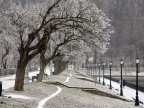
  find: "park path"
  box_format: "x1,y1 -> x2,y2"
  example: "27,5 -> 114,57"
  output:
37,86 -> 62,108
37,72 -> 72,108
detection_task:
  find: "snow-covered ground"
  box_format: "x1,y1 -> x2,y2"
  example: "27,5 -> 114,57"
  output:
0,67 -> 51,90
0,67 -> 53,101
102,78 -> 144,106
0,70 -> 39,90
131,72 -> 144,76
5,94 -> 37,100
0,74 -> 15,90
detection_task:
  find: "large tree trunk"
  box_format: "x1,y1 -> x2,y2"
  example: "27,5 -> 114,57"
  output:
53,56 -> 68,75
14,33 -> 47,90
38,52 -> 62,81
14,45 -> 28,91
37,34 -> 50,82
38,62 -> 46,82
37,55 -> 47,82
53,59 -> 61,75
14,61 -> 26,91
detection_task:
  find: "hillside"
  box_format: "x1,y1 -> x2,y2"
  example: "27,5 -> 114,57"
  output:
92,0 -> 144,59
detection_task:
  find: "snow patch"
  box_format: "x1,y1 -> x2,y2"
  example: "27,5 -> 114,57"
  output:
0,70 -> 40,90
5,94 -> 35,100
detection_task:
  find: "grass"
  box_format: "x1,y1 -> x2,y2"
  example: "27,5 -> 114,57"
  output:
82,89 -> 129,102
75,71 -> 100,84
45,81 -> 95,89
45,81 -> 70,88
75,71 -> 88,77
45,81 -> 129,102
76,77 -> 100,84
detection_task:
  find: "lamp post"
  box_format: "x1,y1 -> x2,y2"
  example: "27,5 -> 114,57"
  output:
95,63 -> 97,86
89,63 -> 92,77
89,64 -> 90,76
88,64 -> 90,75
0,81 -> 2,96
86,64 -> 88,75
109,61 -> 112,89
92,64 -> 94,79
98,63 -> 101,82
91,63 -> 93,78
135,58 -> 139,106
50,39 -> 53,75
91,63 -> 92,77
89,64 -> 91,76
89,57 -> 93,77
103,63 -> 105,85
120,59 -> 123,96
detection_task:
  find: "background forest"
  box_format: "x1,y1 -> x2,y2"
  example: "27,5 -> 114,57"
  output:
94,0 -> 144,66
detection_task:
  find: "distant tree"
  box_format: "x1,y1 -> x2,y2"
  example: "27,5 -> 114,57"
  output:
0,30 -> 11,69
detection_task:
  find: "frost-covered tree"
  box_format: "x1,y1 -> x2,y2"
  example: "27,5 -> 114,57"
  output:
52,41 -> 91,74
0,29 -> 11,69
1,0 -> 67,91
0,0 -> 113,91
37,0 -> 112,80
0,37 -> 11,69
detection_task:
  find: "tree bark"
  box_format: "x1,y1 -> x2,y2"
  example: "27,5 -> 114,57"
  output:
14,62 -> 26,91
37,30 -> 50,82
37,54 -> 47,82
3,59 -> 7,69
1,48 -> 9,69
53,59 -> 61,75
53,56 -> 68,75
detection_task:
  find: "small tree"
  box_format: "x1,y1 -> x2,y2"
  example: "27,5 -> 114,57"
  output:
1,39 -> 11,69
0,28 -> 12,69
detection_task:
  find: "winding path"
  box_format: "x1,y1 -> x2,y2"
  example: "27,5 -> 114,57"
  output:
37,86 -> 62,108
63,73 -> 72,83
37,72 -> 72,108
